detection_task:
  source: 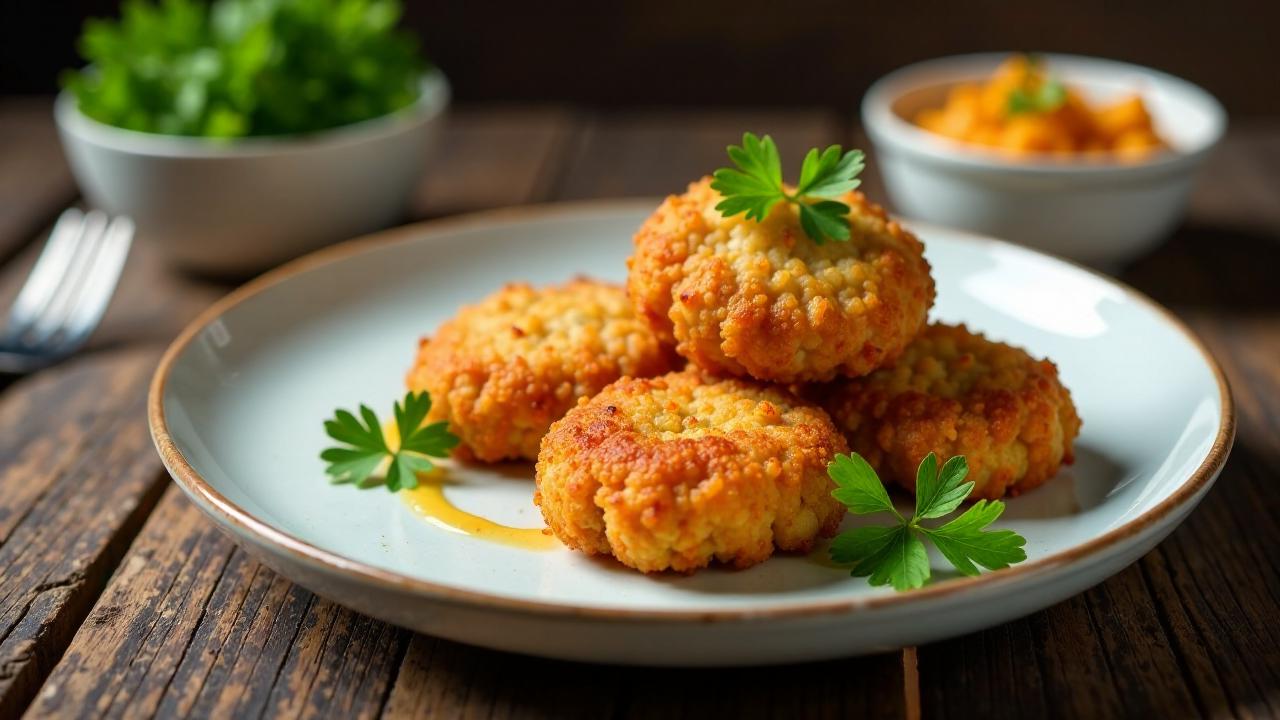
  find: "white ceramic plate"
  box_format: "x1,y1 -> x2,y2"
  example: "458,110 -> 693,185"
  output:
150,202 -> 1233,666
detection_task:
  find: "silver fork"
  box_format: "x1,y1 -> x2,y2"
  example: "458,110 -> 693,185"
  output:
0,209 -> 134,374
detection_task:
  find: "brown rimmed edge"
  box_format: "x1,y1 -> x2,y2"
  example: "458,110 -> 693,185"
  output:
148,199 -> 1236,624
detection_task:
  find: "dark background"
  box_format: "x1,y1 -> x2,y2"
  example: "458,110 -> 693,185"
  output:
4,0 -> 1279,116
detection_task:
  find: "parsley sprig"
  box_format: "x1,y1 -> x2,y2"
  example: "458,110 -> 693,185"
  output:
828,453 -> 1028,591
321,391 -> 458,491
1006,56 -> 1067,115
64,0 -> 427,137
1007,80 -> 1067,115
711,132 -> 865,245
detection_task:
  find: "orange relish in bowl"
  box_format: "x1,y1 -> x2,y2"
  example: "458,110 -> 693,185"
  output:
913,55 -> 1167,160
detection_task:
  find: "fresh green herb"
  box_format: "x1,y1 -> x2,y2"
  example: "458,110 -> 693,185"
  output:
1007,80 -> 1067,115
828,452 -> 1028,591
1006,57 -> 1067,116
321,391 -> 457,492
711,132 -> 865,245
63,0 -> 426,137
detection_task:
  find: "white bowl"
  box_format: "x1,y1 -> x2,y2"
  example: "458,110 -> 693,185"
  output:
862,53 -> 1225,266
55,72 -> 450,275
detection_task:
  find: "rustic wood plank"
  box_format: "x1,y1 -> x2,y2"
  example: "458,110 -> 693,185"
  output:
1132,317 -> 1280,719
381,635 -> 621,720
0,98 -> 75,263
919,568 -> 1194,719
0,348 -> 169,719
28,487 -> 409,719
618,655 -> 908,720
383,634 -> 907,720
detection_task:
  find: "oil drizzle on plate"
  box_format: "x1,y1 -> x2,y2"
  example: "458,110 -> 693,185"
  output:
400,480 -> 557,551
386,420 -> 557,551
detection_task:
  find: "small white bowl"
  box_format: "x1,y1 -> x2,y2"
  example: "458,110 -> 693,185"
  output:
56,71 -> 450,275
862,53 -> 1225,266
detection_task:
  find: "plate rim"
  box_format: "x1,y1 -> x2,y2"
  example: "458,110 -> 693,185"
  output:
148,199 -> 1235,623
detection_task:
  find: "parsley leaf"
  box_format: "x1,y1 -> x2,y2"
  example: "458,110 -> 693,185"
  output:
711,132 -> 865,244
321,391 -> 458,491
827,452 -> 1028,590
1007,80 -> 1066,115
829,453 -> 900,518
921,500 -> 1028,576
798,201 -> 853,244
1004,53 -> 1067,116
914,454 -> 974,520
1007,78 -> 1067,115
830,525 -> 930,592
797,145 -> 866,198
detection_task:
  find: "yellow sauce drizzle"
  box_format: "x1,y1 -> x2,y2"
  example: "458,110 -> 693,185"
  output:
385,420 -> 557,551
400,481 -> 557,551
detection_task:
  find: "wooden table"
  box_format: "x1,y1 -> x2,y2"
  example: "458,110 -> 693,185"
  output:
1,98 -> 1277,719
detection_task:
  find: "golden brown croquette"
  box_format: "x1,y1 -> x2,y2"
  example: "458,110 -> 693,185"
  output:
534,369 -> 847,573
627,177 -> 935,383
406,278 -> 675,462
821,323 -> 1081,500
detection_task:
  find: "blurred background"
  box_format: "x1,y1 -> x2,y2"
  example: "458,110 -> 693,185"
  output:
6,0 -> 1279,116
0,0 -> 1276,298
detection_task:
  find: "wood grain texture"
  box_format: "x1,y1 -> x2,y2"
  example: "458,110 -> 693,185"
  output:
28,488 -> 409,719
383,635 -> 906,720
0,348 -> 168,719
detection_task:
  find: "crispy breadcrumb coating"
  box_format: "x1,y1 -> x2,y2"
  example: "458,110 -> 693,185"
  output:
821,323 -> 1081,500
534,370 -> 847,573
627,177 -> 935,383
406,279 -> 675,462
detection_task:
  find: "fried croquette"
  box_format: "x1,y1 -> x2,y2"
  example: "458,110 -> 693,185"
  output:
627,177 -> 935,384
406,279 -> 675,462
821,323 -> 1081,500
534,370 -> 847,573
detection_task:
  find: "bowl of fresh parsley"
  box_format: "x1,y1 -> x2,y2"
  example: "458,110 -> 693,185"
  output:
55,0 -> 448,275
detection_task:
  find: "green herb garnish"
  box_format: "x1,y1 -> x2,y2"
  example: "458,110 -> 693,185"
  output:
828,452 -> 1028,591
1007,80 -> 1067,115
63,0 -> 426,138
321,391 -> 457,491
711,132 -> 865,245
1006,56 -> 1067,115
